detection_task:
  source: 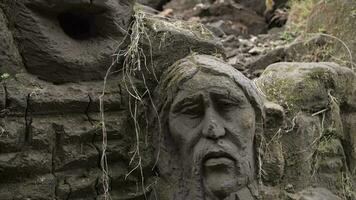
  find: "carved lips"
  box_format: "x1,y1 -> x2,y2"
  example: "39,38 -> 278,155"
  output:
202,150 -> 236,168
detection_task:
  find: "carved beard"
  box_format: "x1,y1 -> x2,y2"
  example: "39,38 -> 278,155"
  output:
155,121 -> 258,199
191,140 -> 252,200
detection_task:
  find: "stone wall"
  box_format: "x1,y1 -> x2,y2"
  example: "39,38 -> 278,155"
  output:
0,1 -> 223,199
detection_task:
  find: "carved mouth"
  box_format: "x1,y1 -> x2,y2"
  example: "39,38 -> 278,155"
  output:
203,151 -> 235,168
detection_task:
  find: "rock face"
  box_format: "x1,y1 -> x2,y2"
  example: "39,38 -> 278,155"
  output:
0,2 -> 223,199
1,0 -> 356,199
3,0 -> 134,84
135,9 -> 224,82
164,0 -> 269,35
256,62 -> 356,199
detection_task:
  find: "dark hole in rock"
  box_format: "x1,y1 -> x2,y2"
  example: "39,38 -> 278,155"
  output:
58,11 -> 97,40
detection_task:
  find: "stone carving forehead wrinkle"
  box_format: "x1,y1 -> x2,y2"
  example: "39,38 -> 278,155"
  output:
171,86 -> 248,115
158,55 -> 265,120
171,93 -> 202,113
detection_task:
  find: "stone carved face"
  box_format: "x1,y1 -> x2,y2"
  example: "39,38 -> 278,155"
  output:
169,73 -> 256,199
7,0 -> 133,83
155,55 -> 264,200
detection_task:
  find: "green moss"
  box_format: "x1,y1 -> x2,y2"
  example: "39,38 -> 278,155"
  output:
260,71 -> 323,115
316,137 -> 342,156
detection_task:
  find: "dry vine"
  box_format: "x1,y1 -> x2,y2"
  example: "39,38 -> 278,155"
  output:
99,8 -> 161,199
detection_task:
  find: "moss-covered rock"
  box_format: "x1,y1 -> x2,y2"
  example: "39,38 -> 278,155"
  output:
135,8 -> 224,83
256,62 -> 356,115
256,61 -> 356,198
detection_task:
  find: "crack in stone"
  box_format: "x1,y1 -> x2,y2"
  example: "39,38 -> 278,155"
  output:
52,123 -> 65,163
0,82 -> 8,117
24,93 -> 33,145
85,94 -> 95,125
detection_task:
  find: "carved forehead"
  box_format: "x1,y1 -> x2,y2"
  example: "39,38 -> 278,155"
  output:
180,71 -> 240,90
176,71 -> 246,97
172,72 -> 248,107
158,55 -> 265,122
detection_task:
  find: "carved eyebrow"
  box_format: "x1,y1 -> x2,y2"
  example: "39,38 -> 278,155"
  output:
210,89 -> 246,103
171,94 -> 202,113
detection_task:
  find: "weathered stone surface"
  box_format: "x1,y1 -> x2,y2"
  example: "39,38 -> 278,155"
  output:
3,73 -> 125,116
306,0 -> 356,67
137,10 -> 224,82
4,0 -> 134,83
256,61 -> 356,198
1,0 -> 356,199
291,187 -> 342,200
256,62 -> 356,114
166,0 -> 267,16
0,71 -> 153,199
152,54 -> 265,199
0,2 -> 224,198
244,32 -> 356,78
0,7 -> 24,75
343,113 -> 356,176
0,174 -> 56,200
164,0 -> 268,35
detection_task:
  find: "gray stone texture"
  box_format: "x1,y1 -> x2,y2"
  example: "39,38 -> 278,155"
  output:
0,1 -> 224,199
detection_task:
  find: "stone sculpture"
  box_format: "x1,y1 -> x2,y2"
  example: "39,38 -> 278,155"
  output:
1,0 -> 355,199
0,1 -> 223,199
153,54 -> 265,200
7,0 -> 134,83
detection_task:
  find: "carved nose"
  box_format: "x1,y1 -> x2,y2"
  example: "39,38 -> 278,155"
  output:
202,115 -> 225,140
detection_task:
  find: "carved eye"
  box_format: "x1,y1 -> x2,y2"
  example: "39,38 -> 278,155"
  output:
215,99 -> 239,111
179,104 -> 204,118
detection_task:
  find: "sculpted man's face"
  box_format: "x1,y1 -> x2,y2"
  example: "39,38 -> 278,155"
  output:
168,72 -> 256,199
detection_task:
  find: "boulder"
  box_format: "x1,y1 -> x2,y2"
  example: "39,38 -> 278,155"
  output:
256,62 -> 356,198
132,7 -> 224,83
256,62 -> 356,114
